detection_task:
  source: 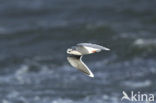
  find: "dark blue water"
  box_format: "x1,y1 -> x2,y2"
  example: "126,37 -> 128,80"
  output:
0,0 -> 156,103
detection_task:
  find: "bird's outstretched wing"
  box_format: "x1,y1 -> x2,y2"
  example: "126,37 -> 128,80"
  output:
77,43 -> 110,51
67,55 -> 94,77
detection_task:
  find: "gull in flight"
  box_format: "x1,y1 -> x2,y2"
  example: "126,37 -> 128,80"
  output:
67,43 -> 110,77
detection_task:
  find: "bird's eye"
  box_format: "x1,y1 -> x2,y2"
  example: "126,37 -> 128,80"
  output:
68,49 -> 72,52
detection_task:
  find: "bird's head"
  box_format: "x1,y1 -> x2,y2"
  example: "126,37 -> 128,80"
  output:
67,47 -> 82,55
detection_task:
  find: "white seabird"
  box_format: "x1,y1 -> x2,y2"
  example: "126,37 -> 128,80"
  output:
67,43 -> 110,77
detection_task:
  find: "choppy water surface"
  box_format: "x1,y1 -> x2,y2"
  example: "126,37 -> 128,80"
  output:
0,0 -> 156,103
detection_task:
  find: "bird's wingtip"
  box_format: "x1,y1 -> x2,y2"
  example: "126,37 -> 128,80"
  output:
104,47 -> 110,51
107,48 -> 111,51
89,73 -> 94,78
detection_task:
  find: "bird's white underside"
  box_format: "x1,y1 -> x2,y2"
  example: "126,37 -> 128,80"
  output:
84,46 -> 100,54
69,50 -> 82,55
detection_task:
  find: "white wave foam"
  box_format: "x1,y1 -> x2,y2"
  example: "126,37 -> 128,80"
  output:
121,80 -> 152,88
133,38 -> 156,48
